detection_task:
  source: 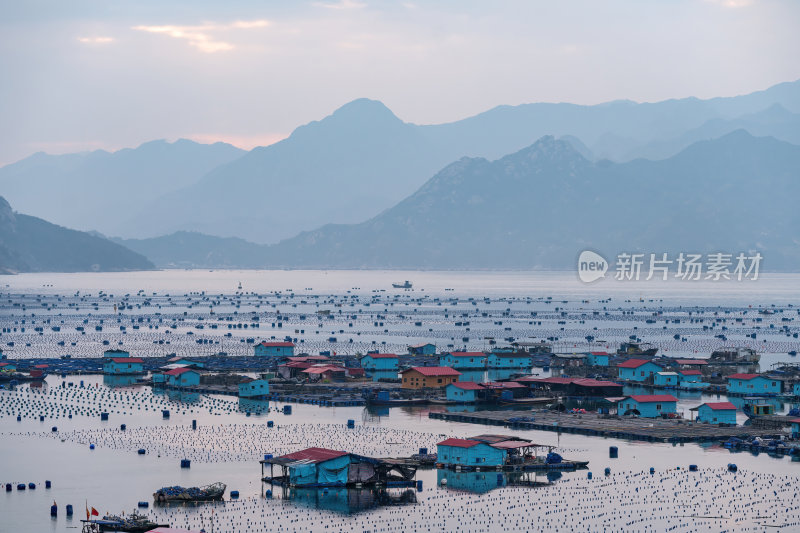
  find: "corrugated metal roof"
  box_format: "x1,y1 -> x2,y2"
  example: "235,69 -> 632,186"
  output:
618,359 -> 659,369
437,438 -> 482,448
260,341 -> 295,347
163,367 -> 196,376
362,354 -> 398,359
277,447 -> 347,463
701,402 -> 737,411
728,373 -> 761,380
626,394 -> 678,403
450,381 -> 484,390
110,357 -> 143,363
678,370 -> 703,376
448,352 -> 485,357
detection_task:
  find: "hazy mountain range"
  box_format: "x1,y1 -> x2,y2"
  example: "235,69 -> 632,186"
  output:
1,79 -> 799,272
0,197 -> 153,273
1,79 -> 799,245
118,131 -> 800,270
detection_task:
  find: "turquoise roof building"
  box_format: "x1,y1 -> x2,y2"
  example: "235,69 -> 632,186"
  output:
446,382 -> 486,403
654,372 -> 679,387
103,357 -> 144,375
255,341 -> 295,357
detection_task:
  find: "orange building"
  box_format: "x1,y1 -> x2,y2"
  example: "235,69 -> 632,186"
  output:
400,366 -> 461,389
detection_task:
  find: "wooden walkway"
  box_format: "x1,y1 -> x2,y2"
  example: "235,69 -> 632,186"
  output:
429,410 -> 780,443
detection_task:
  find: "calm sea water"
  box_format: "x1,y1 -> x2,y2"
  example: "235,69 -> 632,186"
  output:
1,270 -> 800,531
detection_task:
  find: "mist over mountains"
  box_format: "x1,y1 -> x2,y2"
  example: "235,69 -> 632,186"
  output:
2,80 -> 799,272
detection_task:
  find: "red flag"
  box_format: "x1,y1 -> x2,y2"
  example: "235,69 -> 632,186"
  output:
86,502 -> 90,521
91,507 -> 99,516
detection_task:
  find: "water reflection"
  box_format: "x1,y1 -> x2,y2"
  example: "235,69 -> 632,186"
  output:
103,375 -> 140,388
237,398 -> 270,415
436,469 -> 558,494
268,485 -> 417,514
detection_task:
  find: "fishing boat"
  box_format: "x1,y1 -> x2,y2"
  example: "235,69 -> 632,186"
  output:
710,347 -> 760,364
392,281 -> 412,289
616,342 -> 658,357
153,482 -> 226,503
81,511 -> 168,532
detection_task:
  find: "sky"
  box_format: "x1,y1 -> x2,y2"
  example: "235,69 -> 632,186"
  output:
0,0 -> 798,166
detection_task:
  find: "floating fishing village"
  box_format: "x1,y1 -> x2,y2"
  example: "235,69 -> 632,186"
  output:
0,271 -> 799,532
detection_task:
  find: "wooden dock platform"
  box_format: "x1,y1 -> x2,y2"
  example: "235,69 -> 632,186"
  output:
429,410 -> 781,443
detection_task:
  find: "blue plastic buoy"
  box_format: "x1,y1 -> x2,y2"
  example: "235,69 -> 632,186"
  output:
28,482 -> 36,489
51,427 -> 57,432
100,412 -> 108,421
728,463 -> 737,472
45,480 -> 51,488
283,405 -> 292,415
16,415 -> 21,421
17,484 -> 25,491
138,501 -> 149,508
609,446 -> 618,458
89,444 -> 95,450
266,489 -> 272,498
419,447 -> 428,456
267,421 -> 274,428
604,467 -> 611,476
120,424 -> 126,431
192,419 -> 197,430
650,467 -> 655,474
162,410 -> 170,419
5,483 -> 11,492
39,415 -> 45,421
66,504 -> 73,516
416,480 -> 423,492
230,490 -> 239,498
347,419 -> 355,428
51,504 -> 57,516
689,464 -> 698,471
180,459 -> 191,468
138,449 -> 146,455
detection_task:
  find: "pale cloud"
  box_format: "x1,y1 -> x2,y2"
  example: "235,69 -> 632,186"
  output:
314,0 -> 367,10
78,36 -> 114,44
132,19 -> 270,53
704,0 -> 754,8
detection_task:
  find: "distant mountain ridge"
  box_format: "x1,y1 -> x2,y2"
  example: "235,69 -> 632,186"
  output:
0,197 -> 154,273
0,139 -> 244,235
120,131 -> 800,271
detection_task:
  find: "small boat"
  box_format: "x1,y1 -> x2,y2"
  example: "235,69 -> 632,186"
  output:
154,482 -> 226,503
392,281 -> 412,289
81,511 -> 168,532
616,342 -> 658,357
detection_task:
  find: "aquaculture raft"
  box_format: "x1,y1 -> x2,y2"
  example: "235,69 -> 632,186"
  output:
429,410 -> 780,443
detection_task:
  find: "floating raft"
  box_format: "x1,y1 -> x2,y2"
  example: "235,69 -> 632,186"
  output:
429,410 -> 780,443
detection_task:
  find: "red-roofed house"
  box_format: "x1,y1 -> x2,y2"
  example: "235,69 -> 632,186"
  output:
163,367 -> 201,387
617,359 -> 663,382
618,394 -> 678,418
727,373 -> 782,395
401,366 -> 461,389
102,357 -> 144,375
255,341 -> 295,357
691,402 -> 737,425
302,365 -> 347,382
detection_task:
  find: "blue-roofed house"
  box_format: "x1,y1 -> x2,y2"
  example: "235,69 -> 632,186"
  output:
440,352 -> 486,369
239,379 -> 270,398
103,357 -> 144,375
274,448 -> 351,487
617,359 -> 663,382
446,381 -> 486,403
168,357 -> 205,369
408,343 -> 436,356
360,353 -> 399,371
727,374 -> 782,395
618,395 -> 678,418
487,352 -> 530,369
691,402 -> 737,425
255,341 -> 295,357
586,352 -> 610,366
